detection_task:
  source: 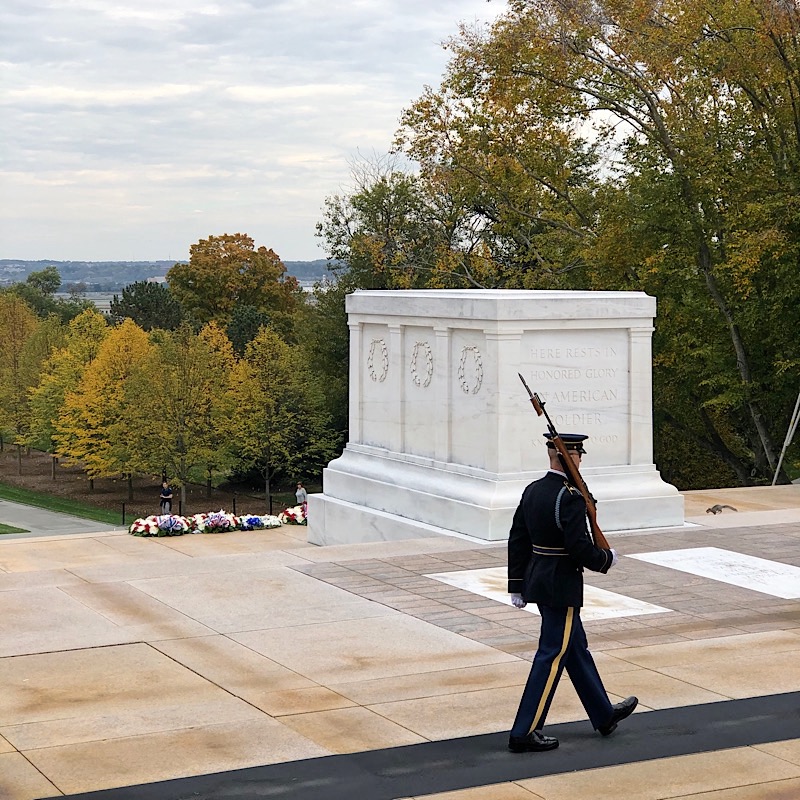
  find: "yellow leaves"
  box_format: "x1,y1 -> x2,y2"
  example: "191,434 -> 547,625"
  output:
243,326 -> 293,382
88,319 -> 151,390
65,308 -> 110,361
722,226 -> 785,299
55,319 -> 152,476
0,295 -> 38,367
168,233 -> 299,326
26,311 -> 108,451
198,321 -> 236,373
123,324 -> 240,483
0,295 -> 41,439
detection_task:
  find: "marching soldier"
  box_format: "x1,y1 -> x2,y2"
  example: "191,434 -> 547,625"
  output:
507,432 -> 638,752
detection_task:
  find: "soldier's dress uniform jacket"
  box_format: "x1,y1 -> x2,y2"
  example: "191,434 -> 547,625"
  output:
508,471 -> 613,606
507,469 -> 616,739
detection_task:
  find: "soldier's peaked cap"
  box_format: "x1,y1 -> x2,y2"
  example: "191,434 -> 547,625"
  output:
543,433 -> 588,453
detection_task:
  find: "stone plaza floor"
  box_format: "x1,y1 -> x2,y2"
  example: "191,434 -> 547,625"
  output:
1,485 -> 799,799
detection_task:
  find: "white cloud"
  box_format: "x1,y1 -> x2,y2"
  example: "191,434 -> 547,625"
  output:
0,0 -> 508,261
3,84 -> 200,106
225,83 -> 362,103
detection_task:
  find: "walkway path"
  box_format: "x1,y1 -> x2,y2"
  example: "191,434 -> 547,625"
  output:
0,499 -> 125,538
0,485 -> 798,800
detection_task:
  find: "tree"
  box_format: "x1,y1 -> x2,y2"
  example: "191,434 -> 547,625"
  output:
318,157 -> 510,290
195,322 -> 240,496
5,266 -> 94,322
318,163 -> 432,289
126,323 -> 239,507
55,319 -> 153,497
109,281 -> 183,331
167,234 -> 304,338
229,328 -> 338,503
387,0 -> 800,486
396,75 -> 601,289
225,304 -> 272,357
0,296 -> 41,471
27,309 -> 109,453
297,276 -> 353,451
26,266 -> 61,295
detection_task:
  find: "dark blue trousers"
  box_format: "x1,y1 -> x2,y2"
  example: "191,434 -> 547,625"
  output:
510,604 -> 613,737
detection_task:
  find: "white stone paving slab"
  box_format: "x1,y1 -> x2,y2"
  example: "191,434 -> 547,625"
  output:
425,566 -> 670,621
628,547 -> 800,599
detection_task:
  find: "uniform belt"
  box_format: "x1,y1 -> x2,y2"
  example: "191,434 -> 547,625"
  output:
531,544 -> 569,556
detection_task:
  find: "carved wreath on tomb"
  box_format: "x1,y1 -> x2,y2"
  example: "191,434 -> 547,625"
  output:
410,341 -> 433,388
457,345 -> 483,394
367,337 -> 389,382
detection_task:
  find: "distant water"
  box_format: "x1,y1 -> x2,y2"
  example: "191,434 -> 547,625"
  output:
56,283 -> 318,314
55,292 -> 114,312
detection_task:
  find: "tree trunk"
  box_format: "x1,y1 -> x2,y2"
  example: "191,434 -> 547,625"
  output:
206,469 -> 212,499
699,260 -> 779,474
180,457 -> 187,511
556,29 -> 782,484
89,478 -> 94,491
17,444 -> 22,475
127,473 -> 133,501
663,411 -> 751,486
51,456 -> 56,480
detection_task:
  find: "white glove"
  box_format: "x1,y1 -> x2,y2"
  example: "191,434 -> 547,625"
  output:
511,593 -> 527,609
610,548 -> 619,567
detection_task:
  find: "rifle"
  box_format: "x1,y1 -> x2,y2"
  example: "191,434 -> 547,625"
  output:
518,373 -> 611,550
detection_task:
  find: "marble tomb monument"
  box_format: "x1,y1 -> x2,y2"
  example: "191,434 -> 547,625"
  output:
307,289 -> 684,546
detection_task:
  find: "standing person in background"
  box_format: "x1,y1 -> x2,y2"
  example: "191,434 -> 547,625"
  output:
159,481 -> 173,515
295,481 -> 308,513
506,432 -> 637,753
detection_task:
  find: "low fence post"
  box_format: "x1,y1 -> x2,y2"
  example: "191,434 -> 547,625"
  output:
121,503 -> 126,526
232,494 -> 236,515
179,500 -> 183,517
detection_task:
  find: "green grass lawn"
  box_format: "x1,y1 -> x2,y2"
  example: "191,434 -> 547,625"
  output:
0,483 -> 122,525
0,522 -> 29,534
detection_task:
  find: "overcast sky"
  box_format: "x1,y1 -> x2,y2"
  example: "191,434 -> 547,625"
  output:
1,0 -> 507,262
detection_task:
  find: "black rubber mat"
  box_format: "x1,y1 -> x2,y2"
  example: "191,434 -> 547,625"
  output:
47,692 -> 800,800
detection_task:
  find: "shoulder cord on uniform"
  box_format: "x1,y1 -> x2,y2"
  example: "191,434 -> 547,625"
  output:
555,485 -> 568,532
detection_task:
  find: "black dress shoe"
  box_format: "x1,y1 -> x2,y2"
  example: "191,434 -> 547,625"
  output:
508,730 -> 559,753
598,696 -> 638,736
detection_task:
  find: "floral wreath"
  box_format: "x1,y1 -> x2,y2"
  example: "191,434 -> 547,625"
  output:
129,509 -> 283,537
410,340 -> 433,388
457,345 -> 484,394
367,337 -> 389,382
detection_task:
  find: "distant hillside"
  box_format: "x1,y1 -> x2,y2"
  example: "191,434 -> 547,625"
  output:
0,259 -> 331,291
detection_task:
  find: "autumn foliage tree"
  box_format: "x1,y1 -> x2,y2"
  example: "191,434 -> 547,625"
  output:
27,309 -> 109,454
0,237 -> 341,505
126,323 -> 238,506
55,319 -> 153,498
0,296 -> 43,470
167,234 -> 304,340
316,0 -> 800,487
228,327 -> 338,503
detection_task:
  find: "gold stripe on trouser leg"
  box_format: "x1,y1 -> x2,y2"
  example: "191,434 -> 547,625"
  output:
528,607 -> 574,734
